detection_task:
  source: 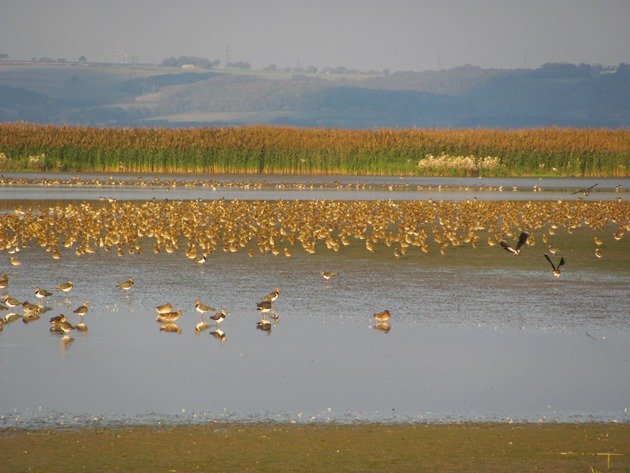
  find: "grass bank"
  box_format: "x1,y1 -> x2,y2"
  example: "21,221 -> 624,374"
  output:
1,423 -> 628,472
0,124 -> 628,176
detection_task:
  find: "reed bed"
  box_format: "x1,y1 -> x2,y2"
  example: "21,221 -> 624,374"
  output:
1,200 -> 627,260
0,124 -> 628,176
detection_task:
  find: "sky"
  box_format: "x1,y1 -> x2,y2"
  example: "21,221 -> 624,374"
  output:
1,0 -> 629,71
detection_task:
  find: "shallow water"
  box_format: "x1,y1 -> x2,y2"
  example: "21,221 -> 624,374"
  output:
0,173 -> 627,203
1,232 -> 628,427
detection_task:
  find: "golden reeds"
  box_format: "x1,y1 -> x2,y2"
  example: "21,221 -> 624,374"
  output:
0,124 -> 628,176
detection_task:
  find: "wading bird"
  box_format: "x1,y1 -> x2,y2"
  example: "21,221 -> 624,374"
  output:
256,300 -> 272,313
373,310 -> 391,322
544,254 -> 565,278
210,308 -> 227,324
73,302 -> 89,316
155,302 -> 173,314
194,299 -> 214,314
261,288 -> 281,302
499,231 -> 529,255
116,278 -> 134,290
57,281 -> 73,293
34,288 -> 53,298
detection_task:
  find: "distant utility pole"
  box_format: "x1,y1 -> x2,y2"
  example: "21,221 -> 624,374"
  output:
115,39 -> 121,63
225,43 -> 230,68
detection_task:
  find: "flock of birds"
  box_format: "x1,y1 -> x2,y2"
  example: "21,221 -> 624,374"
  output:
0,271 -> 294,344
0,199 -> 626,264
1,175 -> 621,195
0,183 -> 627,342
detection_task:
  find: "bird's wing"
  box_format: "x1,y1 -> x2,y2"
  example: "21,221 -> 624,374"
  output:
499,240 -> 510,251
558,257 -> 566,268
587,183 -> 598,192
516,232 -> 529,250
544,253 -> 556,271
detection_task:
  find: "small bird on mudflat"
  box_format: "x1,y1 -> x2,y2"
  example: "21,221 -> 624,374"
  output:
116,278 -> 134,290
0,273 -> 8,289
210,308 -> 227,324
73,302 -> 89,316
373,310 -> 391,322
261,288 -> 281,302
544,254 -> 565,278
499,231 -> 529,255
34,288 -> 53,299
321,271 -> 339,280
155,302 -> 173,314
256,300 -> 273,313
57,281 -> 73,293
194,299 -> 214,314
3,295 -> 21,308
156,310 -> 182,323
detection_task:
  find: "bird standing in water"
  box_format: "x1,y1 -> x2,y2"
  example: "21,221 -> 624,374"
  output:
117,278 -> 134,290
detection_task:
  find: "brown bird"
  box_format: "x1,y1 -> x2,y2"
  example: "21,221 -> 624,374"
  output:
261,288 -> 281,302
544,254 -> 565,278
3,295 -> 21,308
34,287 -> 53,299
256,300 -> 273,313
499,231 -> 529,255
321,271 -> 339,280
373,310 -> 391,322
73,302 -> 89,316
194,299 -> 214,314
210,308 -> 227,324
116,278 -> 134,290
57,281 -> 73,293
155,302 -> 173,314
156,310 -> 183,323
0,273 -> 8,289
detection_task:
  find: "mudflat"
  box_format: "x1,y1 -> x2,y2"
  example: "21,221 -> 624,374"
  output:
1,423 -> 628,472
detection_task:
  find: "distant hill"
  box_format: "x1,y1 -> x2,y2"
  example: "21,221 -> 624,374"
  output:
0,61 -> 628,127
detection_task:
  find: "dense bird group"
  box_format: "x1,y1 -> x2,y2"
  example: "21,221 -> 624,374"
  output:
0,200 -> 626,262
0,196 -> 627,342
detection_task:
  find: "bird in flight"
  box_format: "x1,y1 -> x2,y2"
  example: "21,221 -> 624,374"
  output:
544,254 -> 565,278
499,231 -> 529,255
571,183 -> 598,196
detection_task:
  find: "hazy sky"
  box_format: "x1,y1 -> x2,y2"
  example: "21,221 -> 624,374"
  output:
1,0 -> 629,71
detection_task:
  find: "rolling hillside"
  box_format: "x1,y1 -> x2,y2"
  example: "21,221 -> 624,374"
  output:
0,61 -> 628,128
